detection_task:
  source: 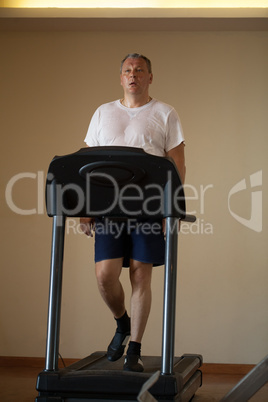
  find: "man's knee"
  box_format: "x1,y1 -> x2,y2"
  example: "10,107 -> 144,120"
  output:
130,260 -> 153,286
95,259 -> 122,287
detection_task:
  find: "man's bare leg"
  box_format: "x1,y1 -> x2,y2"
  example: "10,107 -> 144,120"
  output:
123,260 -> 153,372
95,258 -> 125,318
95,258 -> 130,362
129,260 -> 153,343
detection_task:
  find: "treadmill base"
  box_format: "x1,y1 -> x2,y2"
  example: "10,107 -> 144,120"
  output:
36,352 -> 202,402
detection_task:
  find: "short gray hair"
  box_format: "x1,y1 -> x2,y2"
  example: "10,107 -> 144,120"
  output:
120,53 -> 152,74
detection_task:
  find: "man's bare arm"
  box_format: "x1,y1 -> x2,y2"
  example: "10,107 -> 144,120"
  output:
166,143 -> 186,184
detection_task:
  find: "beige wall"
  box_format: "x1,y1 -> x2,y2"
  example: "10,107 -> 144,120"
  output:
0,29 -> 267,364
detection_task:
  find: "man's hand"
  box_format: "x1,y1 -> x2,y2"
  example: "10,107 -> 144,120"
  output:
80,217 -> 95,237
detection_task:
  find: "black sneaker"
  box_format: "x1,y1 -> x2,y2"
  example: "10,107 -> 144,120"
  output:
107,330 -> 130,361
123,354 -> 144,372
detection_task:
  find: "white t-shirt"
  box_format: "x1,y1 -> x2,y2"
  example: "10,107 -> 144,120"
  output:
84,98 -> 184,157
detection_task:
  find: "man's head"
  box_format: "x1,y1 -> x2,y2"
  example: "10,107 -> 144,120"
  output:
120,53 -> 153,100
120,53 -> 152,74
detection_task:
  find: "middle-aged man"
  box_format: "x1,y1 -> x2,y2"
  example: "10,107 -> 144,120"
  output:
80,53 -> 185,372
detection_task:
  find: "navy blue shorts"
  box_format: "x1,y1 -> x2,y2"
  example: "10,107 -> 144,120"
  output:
94,218 -> 165,267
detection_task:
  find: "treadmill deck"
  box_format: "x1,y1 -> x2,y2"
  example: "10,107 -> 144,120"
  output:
36,351 -> 202,401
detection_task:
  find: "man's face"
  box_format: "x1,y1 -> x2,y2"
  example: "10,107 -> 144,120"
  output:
120,57 -> 153,96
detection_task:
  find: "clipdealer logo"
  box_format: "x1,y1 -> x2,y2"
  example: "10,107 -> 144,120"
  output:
4,170 -> 263,234
228,170 -> 262,233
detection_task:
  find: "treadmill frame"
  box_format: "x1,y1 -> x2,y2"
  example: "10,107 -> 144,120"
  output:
36,146 -> 202,401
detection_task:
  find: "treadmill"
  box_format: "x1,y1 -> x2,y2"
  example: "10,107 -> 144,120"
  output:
36,146 -> 203,402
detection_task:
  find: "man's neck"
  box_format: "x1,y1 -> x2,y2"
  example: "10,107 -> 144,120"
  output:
121,94 -> 152,108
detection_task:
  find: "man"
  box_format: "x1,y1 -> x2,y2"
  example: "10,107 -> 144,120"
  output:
80,53 -> 185,372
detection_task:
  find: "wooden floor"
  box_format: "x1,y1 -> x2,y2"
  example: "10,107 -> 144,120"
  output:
0,365 -> 268,402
